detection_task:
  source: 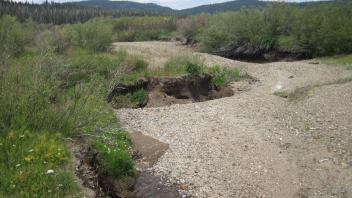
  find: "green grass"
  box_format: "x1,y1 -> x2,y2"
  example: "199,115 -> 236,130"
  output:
163,56 -> 192,76
115,55 -> 194,84
90,129 -> 134,179
209,66 -> 241,86
116,55 -> 240,87
320,54 -> 352,70
0,130 -> 79,197
0,47 -> 136,196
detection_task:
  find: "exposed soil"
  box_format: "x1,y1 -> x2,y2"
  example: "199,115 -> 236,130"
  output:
107,74 -> 254,109
114,42 -> 352,198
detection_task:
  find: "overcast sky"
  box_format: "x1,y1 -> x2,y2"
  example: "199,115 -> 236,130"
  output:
12,0 -> 325,10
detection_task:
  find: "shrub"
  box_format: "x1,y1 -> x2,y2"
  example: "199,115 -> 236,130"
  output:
0,15 -> 25,65
69,19 -> 113,52
176,13 -> 209,40
186,62 -> 203,75
277,35 -> 302,53
199,9 -> 274,54
192,2 -> 352,58
209,66 -> 241,86
131,89 -> 148,105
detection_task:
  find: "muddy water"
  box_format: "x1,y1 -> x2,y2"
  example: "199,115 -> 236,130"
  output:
134,172 -> 182,198
130,132 -> 184,198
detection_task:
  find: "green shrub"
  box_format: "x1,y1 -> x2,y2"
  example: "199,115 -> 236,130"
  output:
191,2 -> 352,58
209,66 -> 240,86
199,9 -> 274,53
0,15 -> 26,65
69,19 -> 113,52
186,62 -> 203,75
131,90 -> 148,105
176,14 -> 209,40
277,35 -> 301,52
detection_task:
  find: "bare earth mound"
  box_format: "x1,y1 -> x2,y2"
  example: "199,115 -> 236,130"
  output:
114,42 -> 352,197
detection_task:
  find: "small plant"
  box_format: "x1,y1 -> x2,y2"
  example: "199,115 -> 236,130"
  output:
209,66 -> 241,86
186,62 -> 203,75
131,89 -> 148,105
111,89 -> 148,109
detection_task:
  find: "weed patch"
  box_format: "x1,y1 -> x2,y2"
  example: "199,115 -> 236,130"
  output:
90,129 -> 134,179
0,130 -> 79,197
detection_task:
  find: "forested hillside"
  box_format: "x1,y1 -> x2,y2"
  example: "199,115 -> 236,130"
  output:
72,0 -> 335,15
0,1 -> 159,24
1,0 -> 339,24
68,0 -> 174,14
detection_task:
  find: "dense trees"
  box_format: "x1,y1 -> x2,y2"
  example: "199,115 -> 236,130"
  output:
0,1 -> 158,24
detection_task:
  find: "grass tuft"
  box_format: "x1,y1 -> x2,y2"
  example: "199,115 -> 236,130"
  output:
209,66 -> 241,86
90,129 -> 134,179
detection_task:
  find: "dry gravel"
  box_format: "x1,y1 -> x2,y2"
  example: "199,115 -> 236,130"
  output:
114,42 -> 352,197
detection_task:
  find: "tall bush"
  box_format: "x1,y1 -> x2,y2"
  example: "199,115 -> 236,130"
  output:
0,15 -> 25,65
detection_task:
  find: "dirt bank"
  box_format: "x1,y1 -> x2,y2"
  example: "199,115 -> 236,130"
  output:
107,74 -> 255,109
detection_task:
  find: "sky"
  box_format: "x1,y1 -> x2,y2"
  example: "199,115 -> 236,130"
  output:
13,0 -> 325,10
